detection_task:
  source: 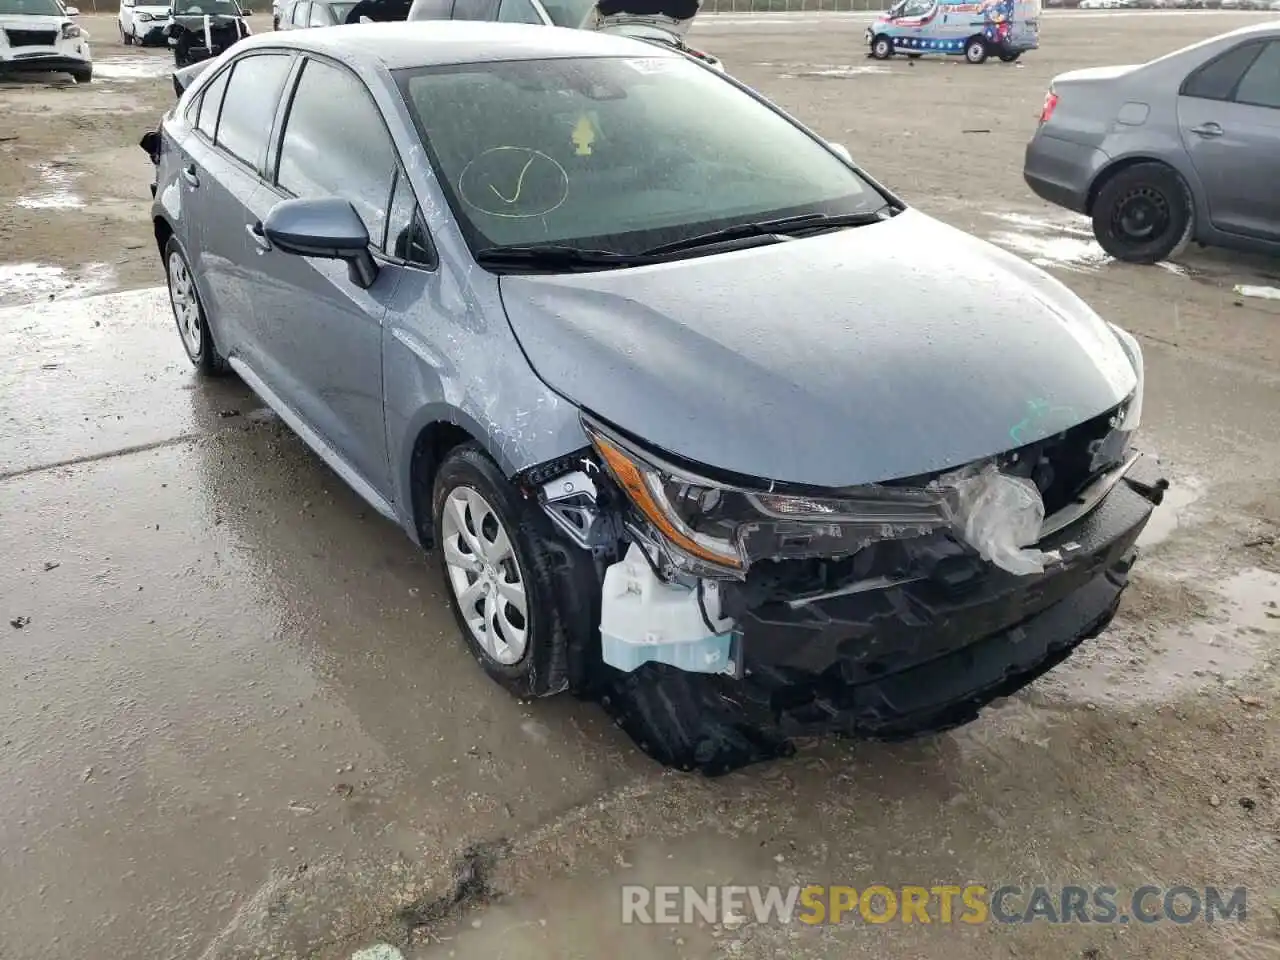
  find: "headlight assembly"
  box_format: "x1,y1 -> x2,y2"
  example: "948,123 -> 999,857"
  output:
583,417 -> 952,579
1109,323 -> 1143,432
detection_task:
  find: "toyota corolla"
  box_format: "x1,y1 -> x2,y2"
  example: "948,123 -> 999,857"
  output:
142,22 -> 1166,774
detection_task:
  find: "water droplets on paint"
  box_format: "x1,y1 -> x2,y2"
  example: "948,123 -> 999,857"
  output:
94,55 -> 174,82
14,162 -> 83,211
0,262 -> 116,308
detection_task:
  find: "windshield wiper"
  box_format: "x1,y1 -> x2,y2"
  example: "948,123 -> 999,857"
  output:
472,244 -> 647,272
639,208 -> 896,258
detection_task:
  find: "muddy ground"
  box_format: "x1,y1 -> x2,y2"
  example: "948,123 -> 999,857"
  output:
1,10 -> 1279,960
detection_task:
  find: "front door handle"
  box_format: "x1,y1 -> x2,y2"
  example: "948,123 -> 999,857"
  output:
1190,122 -> 1223,138
180,163 -> 200,187
245,222 -> 272,252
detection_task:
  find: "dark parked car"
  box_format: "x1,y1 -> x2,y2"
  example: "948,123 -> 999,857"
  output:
1024,21 -> 1280,263
143,23 -> 1164,773
163,0 -> 251,66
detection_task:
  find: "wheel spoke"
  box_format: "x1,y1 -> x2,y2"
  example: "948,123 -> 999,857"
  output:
443,535 -> 481,574
482,524 -> 514,565
496,576 -> 525,613
457,576 -> 485,613
448,492 -> 484,557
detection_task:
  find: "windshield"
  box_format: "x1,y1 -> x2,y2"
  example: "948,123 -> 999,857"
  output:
0,0 -> 65,14
173,0 -> 241,13
395,56 -> 885,257
539,0 -> 594,24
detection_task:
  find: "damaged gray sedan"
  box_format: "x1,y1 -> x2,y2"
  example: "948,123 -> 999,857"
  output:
144,22 -> 1166,774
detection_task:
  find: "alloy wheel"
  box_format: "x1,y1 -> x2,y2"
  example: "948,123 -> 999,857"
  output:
167,251 -> 202,357
440,486 -> 529,666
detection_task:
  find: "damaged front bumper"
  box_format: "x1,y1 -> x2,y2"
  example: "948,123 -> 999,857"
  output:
725,452 -> 1164,738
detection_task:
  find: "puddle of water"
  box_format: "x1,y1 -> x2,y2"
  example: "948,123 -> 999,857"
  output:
93,56 -> 174,82
1050,567 -> 1278,708
13,162 -> 83,211
1136,477 -> 1206,550
0,262 -> 116,308
987,211 -> 1199,278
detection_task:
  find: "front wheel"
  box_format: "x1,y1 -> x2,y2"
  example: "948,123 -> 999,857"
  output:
71,65 -> 92,83
432,444 -> 572,699
1091,162 -> 1192,264
965,37 -> 988,63
871,34 -> 894,59
119,22 -> 134,44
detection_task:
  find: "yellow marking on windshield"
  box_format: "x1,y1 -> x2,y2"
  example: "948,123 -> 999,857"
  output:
572,115 -> 596,156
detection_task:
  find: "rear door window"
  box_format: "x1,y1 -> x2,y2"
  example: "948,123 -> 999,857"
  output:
194,67 -> 231,139
451,0 -> 498,18
215,53 -> 294,168
308,1 -> 331,23
1233,40 -> 1280,109
1182,41 -> 1264,101
407,0 -> 453,16
291,0 -> 310,24
275,57 -> 400,245
496,0 -> 541,21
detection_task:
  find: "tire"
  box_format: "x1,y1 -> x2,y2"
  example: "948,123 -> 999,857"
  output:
998,49 -> 1021,62
432,444 -> 571,699
120,22 -> 134,44
71,65 -> 92,83
164,237 -> 228,375
1091,162 -> 1193,264
870,34 -> 894,59
964,36 -> 988,63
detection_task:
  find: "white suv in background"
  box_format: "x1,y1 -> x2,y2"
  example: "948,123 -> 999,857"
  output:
0,0 -> 92,83
117,0 -> 172,44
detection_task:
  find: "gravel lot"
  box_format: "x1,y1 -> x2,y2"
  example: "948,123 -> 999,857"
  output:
1,11 -> 1278,960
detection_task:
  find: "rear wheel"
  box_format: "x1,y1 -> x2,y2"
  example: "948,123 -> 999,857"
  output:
71,64 -> 92,83
165,237 -> 228,375
871,34 -> 894,59
965,36 -> 989,63
1091,162 -> 1193,264
998,49 -> 1021,61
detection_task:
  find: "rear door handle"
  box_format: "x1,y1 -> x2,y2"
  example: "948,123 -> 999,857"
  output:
180,163 -> 200,187
1190,122 -> 1223,138
245,221 -> 271,252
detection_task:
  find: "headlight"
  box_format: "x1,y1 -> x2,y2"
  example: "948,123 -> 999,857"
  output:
1109,323 -> 1143,432
584,418 -> 951,577
137,10 -> 154,19
62,22 -> 82,37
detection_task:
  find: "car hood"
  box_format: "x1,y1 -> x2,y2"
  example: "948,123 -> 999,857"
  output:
135,4 -> 173,12
0,14 -> 68,28
498,209 -> 1138,488
584,0 -> 698,37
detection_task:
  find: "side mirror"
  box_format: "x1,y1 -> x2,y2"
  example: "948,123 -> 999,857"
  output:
827,141 -> 853,163
66,5 -> 80,14
262,197 -> 378,289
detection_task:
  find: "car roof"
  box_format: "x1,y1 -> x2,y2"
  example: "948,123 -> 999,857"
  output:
232,20 -> 679,68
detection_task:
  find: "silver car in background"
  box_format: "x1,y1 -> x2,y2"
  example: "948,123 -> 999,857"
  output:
1023,21 -> 1280,263
406,0 -> 725,71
